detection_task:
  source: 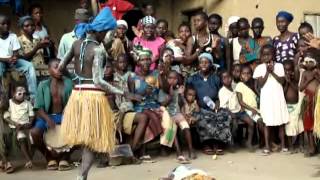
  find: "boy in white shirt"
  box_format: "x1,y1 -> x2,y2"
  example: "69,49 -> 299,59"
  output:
0,14 -> 37,101
219,70 -> 254,150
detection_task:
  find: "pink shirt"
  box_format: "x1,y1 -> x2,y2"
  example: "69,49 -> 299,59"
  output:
133,36 -> 165,70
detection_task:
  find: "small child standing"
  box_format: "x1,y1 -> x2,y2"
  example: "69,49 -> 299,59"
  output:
219,70 -> 254,150
114,54 -> 135,113
235,65 -> 264,144
4,84 -> 34,168
181,86 -> 200,126
253,44 -> 289,155
299,49 -> 319,157
283,60 -> 304,153
159,70 -> 196,161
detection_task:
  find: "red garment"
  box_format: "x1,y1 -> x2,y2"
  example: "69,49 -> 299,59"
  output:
99,0 -> 134,20
303,89 -> 315,131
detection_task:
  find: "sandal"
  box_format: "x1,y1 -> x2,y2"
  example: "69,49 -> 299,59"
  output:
262,149 -> 270,156
47,160 -> 58,170
139,155 -> 156,163
281,148 -> 289,153
177,155 -> 190,164
24,161 -> 33,169
216,149 -> 224,155
202,146 -> 215,155
5,162 -> 14,174
58,160 -> 72,171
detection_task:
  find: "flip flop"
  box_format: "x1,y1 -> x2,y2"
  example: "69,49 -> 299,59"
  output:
47,160 -> 58,171
281,148 -> 289,153
24,161 -> 33,169
261,149 -> 270,156
58,160 -> 72,171
202,146 -> 215,155
216,149 -> 224,155
5,162 -> 14,174
177,155 -> 190,164
139,155 -> 156,163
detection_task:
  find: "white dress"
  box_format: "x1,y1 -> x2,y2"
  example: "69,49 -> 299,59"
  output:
253,63 -> 289,126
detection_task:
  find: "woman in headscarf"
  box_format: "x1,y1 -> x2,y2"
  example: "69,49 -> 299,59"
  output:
133,16 -> 165,71
129,48 -> 177,161
186,53 -> 232,155
18,16 -> 49,75
273,11 -> 299,63
104,20 -> 134,69
58,7 -> 137,180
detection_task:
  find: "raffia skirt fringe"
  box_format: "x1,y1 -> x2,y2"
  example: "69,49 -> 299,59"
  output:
61,89 -> 115,153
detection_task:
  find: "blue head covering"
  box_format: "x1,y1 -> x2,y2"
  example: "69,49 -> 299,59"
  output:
276,11 -> 294,23
198,53 -> 220,68
75,7 -> 116,39
18,16 -> 33,28
199,53 -> 213,64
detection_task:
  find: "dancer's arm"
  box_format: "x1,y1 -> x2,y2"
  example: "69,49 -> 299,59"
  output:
92,47 -> 124,95
58,43 -> 74,71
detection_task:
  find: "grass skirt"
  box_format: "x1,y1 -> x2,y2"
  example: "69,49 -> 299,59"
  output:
61,89 -> 116,153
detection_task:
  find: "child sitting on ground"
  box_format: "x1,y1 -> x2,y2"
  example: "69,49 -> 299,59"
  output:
299,48 -> 319,157
283,60 -> 304,153
235,65 -> 265,145
159,70 -> 196,162
181,86 -> 200,126
219,70 -> 254,150
4,83 -> 34,169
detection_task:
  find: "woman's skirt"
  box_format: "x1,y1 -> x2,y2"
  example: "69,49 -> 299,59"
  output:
61,87 -> 116,153
194,108 -> 232,144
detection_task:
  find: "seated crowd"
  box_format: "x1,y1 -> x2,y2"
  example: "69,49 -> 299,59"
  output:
0,1 -> 320,175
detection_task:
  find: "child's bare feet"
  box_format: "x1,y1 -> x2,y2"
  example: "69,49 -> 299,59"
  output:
176,155 -> 190,164
5,162 -> 14,174
24,161 -> 33,169
246,141 -> 254,152
188,150 -> 197,160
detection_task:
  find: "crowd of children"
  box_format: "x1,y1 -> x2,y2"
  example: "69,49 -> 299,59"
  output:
0,1 -> 320,179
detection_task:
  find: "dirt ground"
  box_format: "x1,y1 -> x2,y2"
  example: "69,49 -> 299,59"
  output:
1,150 -> 320,180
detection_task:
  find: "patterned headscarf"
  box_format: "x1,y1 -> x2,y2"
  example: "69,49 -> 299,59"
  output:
141,16 -> 156,26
